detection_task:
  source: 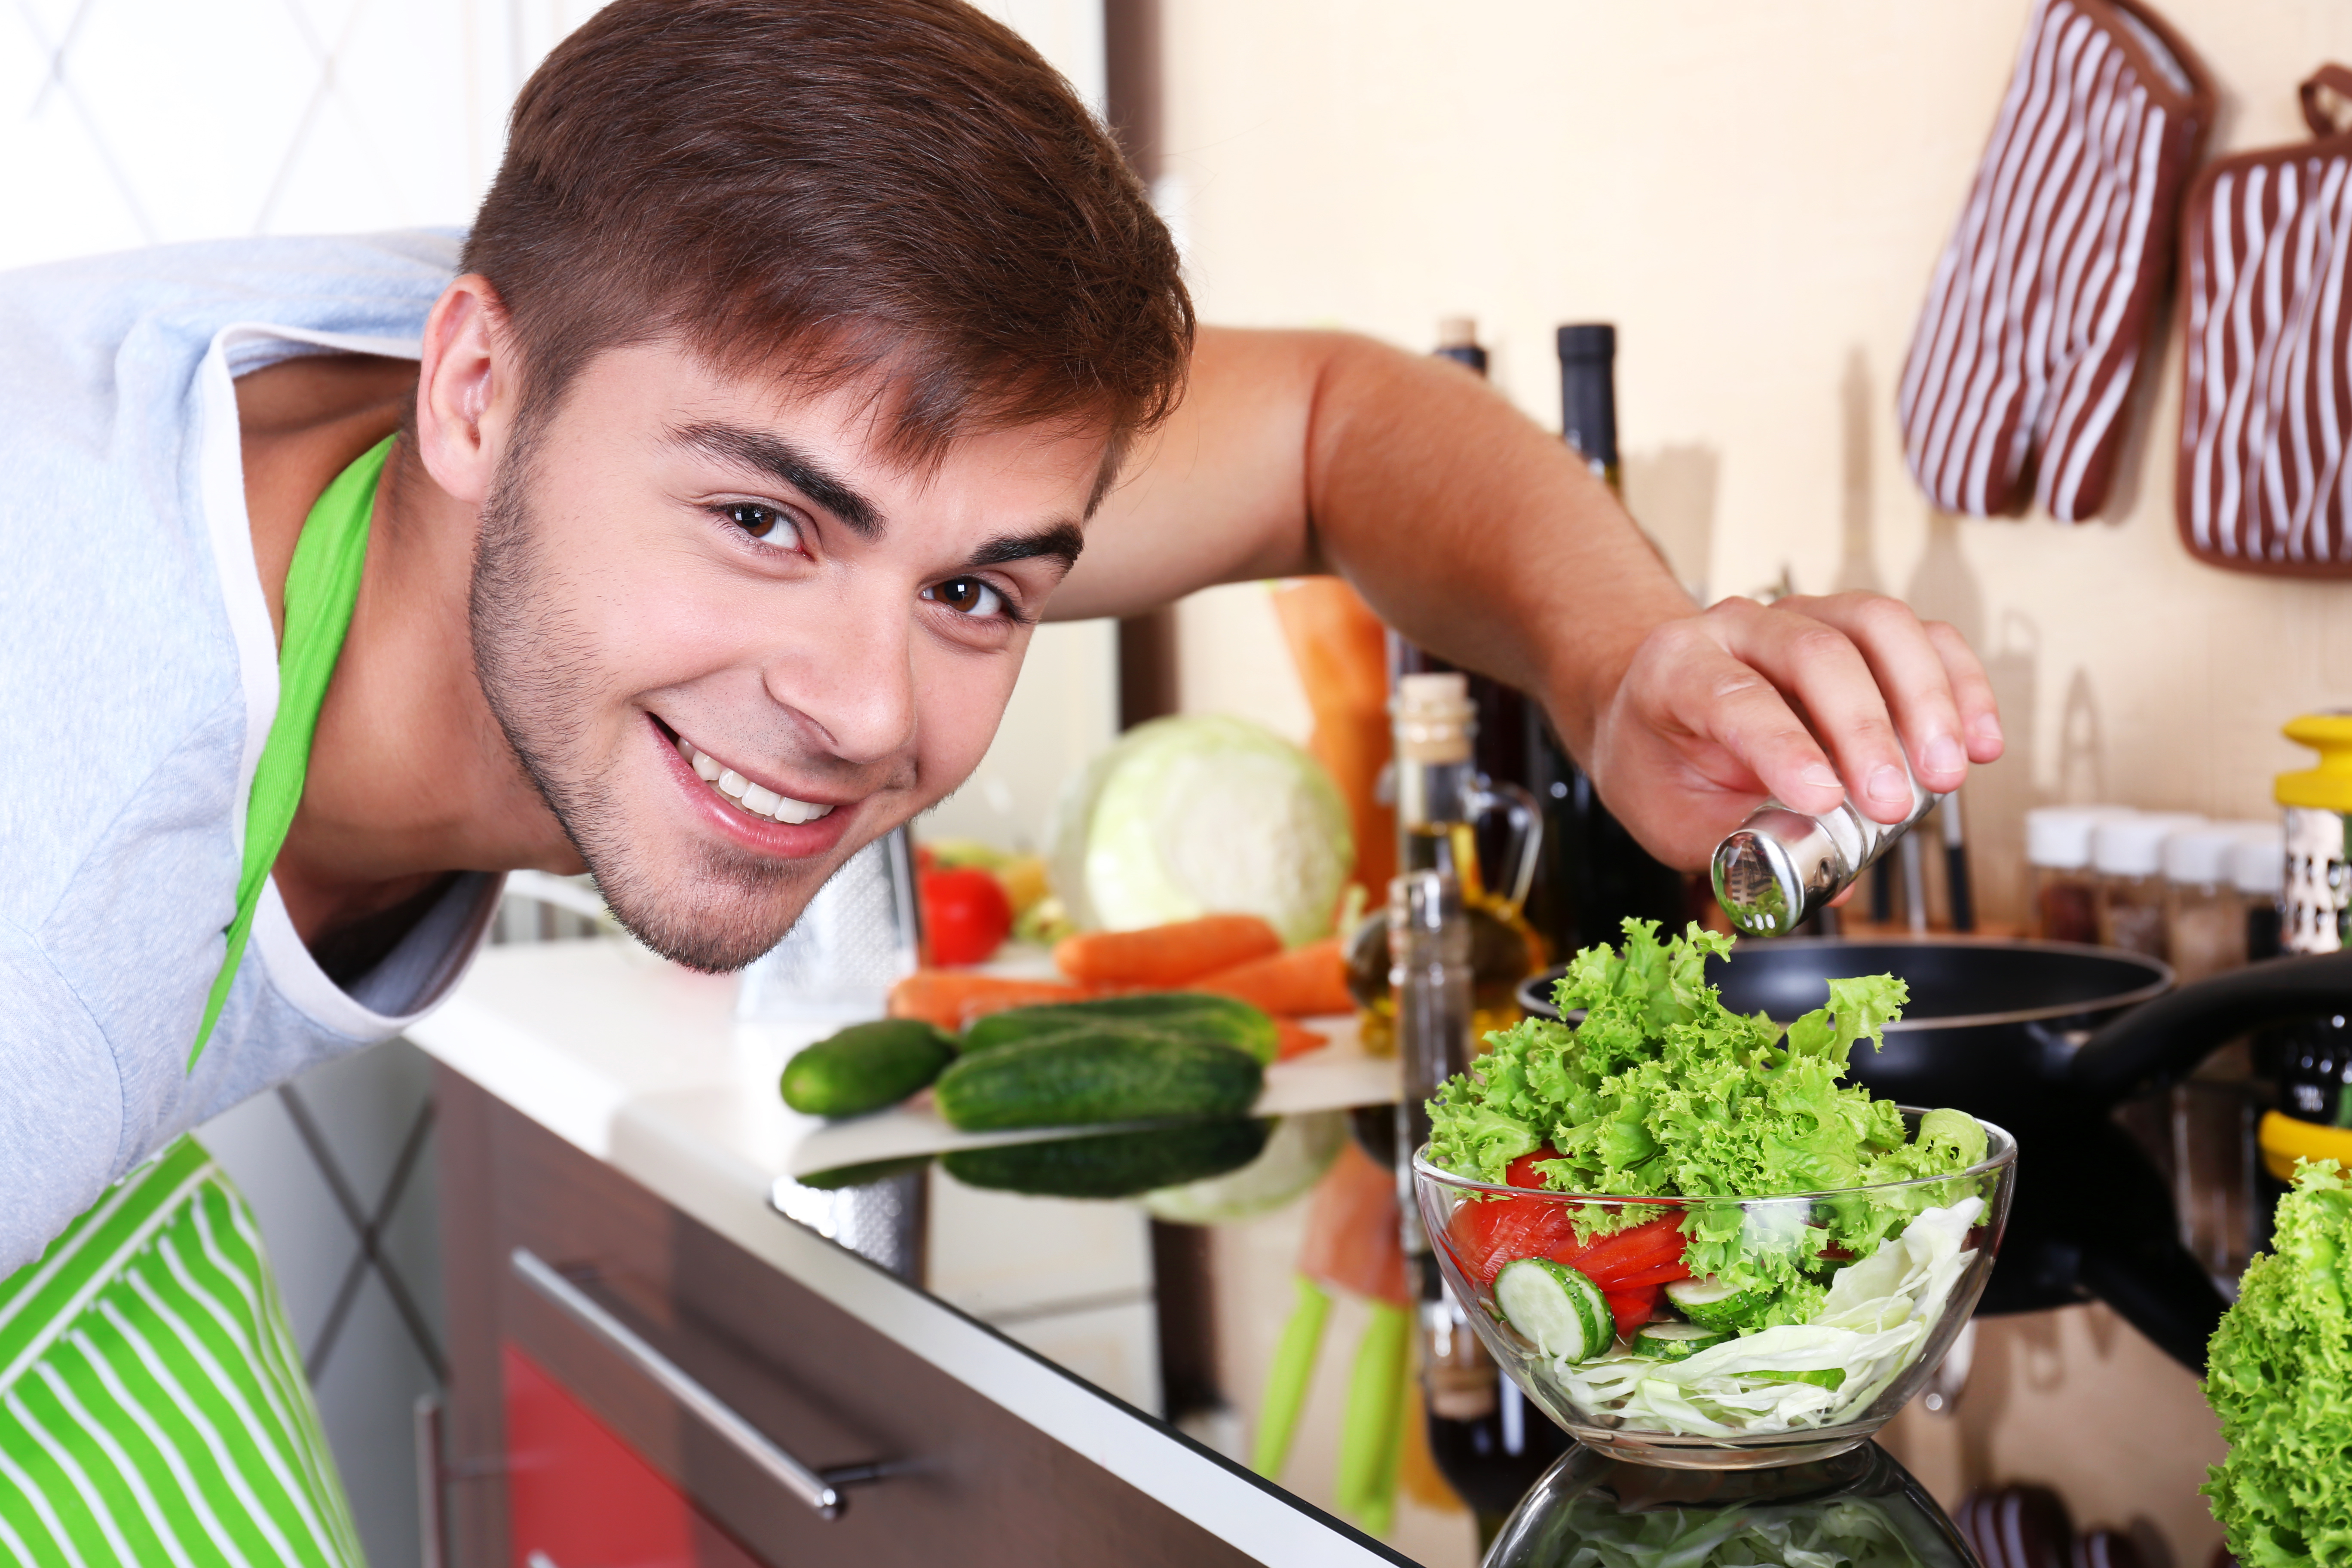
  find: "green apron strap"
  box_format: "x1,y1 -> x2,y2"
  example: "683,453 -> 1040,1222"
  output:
188,436 -> 392,1070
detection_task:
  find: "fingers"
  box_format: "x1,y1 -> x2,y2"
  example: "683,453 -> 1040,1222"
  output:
1620,614 -> 1849,819
1707,597 -> 1917,822
1924,620 -> 2006,763
1776,594 -> 1968,802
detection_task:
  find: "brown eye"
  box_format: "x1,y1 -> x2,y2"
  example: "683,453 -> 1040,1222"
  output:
724,502 -> 788,540
925,576 -> 1006,617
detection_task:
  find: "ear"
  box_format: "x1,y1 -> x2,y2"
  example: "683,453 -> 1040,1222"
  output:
415,274 -> 519,505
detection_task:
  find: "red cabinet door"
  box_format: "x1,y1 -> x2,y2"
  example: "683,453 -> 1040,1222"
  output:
502,1343 -> 766,1568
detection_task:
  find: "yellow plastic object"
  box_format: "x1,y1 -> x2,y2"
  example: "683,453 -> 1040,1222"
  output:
2276,714 -> 2352,812
2257,1109 -> 2352,1181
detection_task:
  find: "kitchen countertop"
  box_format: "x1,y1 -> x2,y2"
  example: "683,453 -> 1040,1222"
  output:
406,935 -> 1411,1567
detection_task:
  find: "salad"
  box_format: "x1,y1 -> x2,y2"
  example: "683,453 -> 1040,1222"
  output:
2202,1159 -> 2351,1568
1425,920 -> 1995,1438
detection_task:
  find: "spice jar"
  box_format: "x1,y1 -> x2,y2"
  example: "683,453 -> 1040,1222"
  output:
2232,825 -> 2285,962
2024,805 -> 2135,944
2092,813 -> 2205,959
2163,823 -> 2261,983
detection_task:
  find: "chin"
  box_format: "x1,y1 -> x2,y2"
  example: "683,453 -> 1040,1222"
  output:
588,834 -> 846,973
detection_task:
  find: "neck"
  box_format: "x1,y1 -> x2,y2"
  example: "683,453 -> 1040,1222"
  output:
238,353 -> 580,948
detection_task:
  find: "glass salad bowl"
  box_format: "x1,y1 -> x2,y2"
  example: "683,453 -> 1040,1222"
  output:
1482,1436 -> 1973,1568
1412,1113 -> 2015,1470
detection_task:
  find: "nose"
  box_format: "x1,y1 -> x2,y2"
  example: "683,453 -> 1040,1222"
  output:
762,586 -> 916,767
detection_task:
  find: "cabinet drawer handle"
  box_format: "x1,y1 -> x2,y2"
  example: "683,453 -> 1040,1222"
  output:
511,1247 -> 885,1518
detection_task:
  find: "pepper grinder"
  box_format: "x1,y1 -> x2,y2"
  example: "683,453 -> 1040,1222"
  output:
1711,763 -> 1944,937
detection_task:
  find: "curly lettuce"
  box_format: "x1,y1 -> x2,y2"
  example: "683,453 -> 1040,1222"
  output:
1425,919 -> 1987,1310
2203,1159 -> 2352,1568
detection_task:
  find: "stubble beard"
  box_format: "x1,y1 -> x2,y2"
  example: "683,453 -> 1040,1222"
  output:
466,438 -> 826,972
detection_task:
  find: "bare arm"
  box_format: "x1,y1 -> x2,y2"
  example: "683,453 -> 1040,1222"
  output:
1057,327 -> 2003,867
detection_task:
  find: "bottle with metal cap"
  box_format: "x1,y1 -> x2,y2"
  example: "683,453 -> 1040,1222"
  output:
1710,764 -> 1942,937
2278,714 -> 2352,954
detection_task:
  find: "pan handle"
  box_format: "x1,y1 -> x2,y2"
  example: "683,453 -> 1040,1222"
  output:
2070,949 -> 2352,1106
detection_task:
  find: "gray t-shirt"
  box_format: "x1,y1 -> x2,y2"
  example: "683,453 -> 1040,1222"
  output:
0,231 -> 502,1273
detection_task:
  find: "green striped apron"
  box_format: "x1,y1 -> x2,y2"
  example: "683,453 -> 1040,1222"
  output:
0,437 -> 395,1566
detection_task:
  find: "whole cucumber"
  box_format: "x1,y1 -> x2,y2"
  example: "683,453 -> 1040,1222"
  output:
780,1019 -> 956,1118
943,1120 -> 1272,1199
963,992 -> 1277,1065
934,1029 -> 1263,1131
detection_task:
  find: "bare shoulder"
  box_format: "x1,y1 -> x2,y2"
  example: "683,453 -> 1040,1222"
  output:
238,352 -> 418,638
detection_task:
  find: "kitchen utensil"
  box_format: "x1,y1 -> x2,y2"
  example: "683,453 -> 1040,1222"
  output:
1414,1118 -> 2017,1469
737,828 -> 921,1023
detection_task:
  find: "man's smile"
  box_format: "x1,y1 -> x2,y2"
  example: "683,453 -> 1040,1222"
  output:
671,730 -> 839,825
644,714 -> 862,861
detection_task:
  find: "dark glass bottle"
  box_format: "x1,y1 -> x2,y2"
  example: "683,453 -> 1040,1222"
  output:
1521,325 -> 1686,956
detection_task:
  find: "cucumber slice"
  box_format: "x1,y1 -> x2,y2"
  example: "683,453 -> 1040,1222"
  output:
1663,1275 -> 1781,1333
1494,1259 -> 1611,1363
1631,1321 -> 1731,1361
1750,1366 -> 1847,1391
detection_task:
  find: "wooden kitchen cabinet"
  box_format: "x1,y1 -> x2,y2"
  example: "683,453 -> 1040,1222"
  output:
433,1065 -> 1267,1568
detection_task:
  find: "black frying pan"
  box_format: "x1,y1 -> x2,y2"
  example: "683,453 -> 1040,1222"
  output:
1514,940 -> 2352,1371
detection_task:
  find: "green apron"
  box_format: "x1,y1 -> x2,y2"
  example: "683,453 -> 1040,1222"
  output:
0,437 -> 395,1566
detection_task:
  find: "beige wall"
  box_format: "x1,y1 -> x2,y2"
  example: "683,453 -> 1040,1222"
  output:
1160,0 -> 2352,928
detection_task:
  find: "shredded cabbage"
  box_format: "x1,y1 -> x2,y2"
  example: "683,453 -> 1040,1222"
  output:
1542,1200 -> 1982,1437
2203,1159 -> 2352,1568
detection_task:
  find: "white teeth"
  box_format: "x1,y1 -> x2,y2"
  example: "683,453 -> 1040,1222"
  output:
674,733 -> 839,824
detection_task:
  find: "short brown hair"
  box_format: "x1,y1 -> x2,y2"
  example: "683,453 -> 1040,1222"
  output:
462,0 -> 1192,469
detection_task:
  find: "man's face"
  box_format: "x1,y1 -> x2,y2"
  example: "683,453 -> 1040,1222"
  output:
469,341 -> 1102,971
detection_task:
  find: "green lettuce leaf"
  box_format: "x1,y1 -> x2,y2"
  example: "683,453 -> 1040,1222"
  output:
1424,918 -> 1988,1299
2203,1159 -> 2352,1568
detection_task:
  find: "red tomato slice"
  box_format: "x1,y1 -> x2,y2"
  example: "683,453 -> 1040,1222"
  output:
1503,1148 -> 1560,1189
1567,1216 -> 1687,1287
1601,1258 -> 1693,1289
1603,1285 -> 1660,1339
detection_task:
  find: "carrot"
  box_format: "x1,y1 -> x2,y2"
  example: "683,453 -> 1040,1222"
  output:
1298,1141 -> 1409,1308
1052,914 -> 1283,988
886,971 -> 1090,1031
1191,937 -> 1353,1017
1271,579 -> 1395,900
1274,1018 -> 1331,1060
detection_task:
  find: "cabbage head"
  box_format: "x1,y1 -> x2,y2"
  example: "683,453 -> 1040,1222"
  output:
1047,714 -> 1354,946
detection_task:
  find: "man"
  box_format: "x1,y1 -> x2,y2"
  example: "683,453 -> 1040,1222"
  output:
0,0 -> 2000,1559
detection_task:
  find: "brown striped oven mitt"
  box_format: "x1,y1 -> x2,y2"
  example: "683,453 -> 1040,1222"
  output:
1898,0 -> 2213,521
2178,67 -> 2352,576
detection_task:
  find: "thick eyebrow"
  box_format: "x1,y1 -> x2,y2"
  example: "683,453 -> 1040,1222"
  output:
668,421 -> 882,539
969,523 -> 1084,573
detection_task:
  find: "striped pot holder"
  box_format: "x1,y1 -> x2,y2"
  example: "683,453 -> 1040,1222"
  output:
1899,0 -> 2214,521
2177,66 -> 2352,576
